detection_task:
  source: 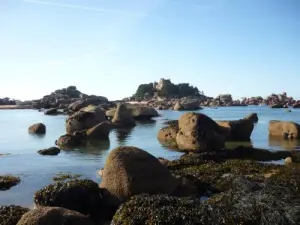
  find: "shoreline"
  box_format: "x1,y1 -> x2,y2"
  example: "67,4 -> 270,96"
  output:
0,105 -> 31,110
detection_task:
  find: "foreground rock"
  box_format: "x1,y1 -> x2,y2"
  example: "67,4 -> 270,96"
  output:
17,207 -> 93,225
0,205 -> 29,225
28,123 -> 46,134
66,105 -> 107,134
269,120 -> 300,139
34,179 -> 105,218
99,146 -> 179,206
0,175 -> 21,191
37,147 -> 60,156
112,159 -> 300,224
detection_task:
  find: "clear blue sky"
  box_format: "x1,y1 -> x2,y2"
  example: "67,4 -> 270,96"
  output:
0,0 -> 299,101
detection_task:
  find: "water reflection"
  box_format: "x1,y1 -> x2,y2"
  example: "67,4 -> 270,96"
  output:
225,141 -> 253,149
268,136 -> 300,150
136,119 -> 157,126
63,139 -> 111,155
115,127 -> 134,146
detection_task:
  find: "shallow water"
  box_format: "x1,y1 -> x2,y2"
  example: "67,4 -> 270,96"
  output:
0,107 -> 300,207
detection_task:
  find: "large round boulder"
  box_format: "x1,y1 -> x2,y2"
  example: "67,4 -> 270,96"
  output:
17,207 -> 93,225
66,105 -> 107,134
28,123 -> 46,134
99,146 -> 179,206
268,120 -> 300,139
176,113 -> 226,151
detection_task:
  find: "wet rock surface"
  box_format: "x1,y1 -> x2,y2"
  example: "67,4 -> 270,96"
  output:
0,205 -> 29,225
34,179 -> 110,221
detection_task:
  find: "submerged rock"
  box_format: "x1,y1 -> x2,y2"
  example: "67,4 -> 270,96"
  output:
37,147 -> 60,156
34,179 -> 105,217
17,206 -> 93,225
99,146 -> 179,206
0,205 -> 29,225
44,108 -> 58,115
28,123 -> 46,134
0,175 -> 21,191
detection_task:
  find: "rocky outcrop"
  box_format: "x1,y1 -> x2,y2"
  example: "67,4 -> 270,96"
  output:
29,86 -> 108,110
17,207 -> 93,225
28,123 -> 46,134
66,105 -> 107,134
99,146 -> 179,206
0,97 -> 16,105
111,103 -> 135,126
158,113 -> 258,150
269,120 -> 300,139
38,147 -> 60,156
176,113 -> 226,151
0,205 -> 29,225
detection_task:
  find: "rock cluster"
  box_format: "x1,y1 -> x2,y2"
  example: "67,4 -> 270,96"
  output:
30,86 -> 108,110
158,112 -> 257,151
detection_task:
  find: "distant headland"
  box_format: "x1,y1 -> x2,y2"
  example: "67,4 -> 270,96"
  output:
1,78 -> 300,110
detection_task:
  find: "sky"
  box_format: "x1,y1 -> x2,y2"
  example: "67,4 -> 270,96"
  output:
0,0 -> 299,101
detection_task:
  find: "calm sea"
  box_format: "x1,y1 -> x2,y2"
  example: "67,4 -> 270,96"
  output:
1,107 -> 300,207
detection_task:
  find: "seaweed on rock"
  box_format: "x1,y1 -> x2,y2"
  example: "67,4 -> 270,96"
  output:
52,172 -> 82,182
0,175 -> 21,191
112,194 -> 203,225
34,179 -> 105,217
0,205 -> 29,225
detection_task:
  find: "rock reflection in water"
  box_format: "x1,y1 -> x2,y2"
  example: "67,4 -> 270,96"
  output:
268,136 -> 300,150
115,127 -> 134,146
